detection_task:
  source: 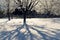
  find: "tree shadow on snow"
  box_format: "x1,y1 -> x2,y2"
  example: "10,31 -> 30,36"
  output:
0,24 -> 60,40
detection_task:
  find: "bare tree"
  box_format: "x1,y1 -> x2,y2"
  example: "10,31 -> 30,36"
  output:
6,0 -> 11,20
14,0 -> 39,25
39,0 -> 53,14
39,0 -> 60,16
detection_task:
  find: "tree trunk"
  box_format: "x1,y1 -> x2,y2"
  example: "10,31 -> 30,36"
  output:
7,13 -> 10,21
23,12 -> 26,24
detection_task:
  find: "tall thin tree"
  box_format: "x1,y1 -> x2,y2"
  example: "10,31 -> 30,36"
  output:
6,0 -> 11,20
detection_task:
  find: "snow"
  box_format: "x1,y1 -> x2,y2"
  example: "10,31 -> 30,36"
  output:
0,18 -> 60,40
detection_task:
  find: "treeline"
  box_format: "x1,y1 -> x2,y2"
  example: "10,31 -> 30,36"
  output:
0,8 -> 60,18
0,0 -> 60,18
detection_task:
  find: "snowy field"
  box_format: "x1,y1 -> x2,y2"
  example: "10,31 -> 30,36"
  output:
0,18 -> 60,40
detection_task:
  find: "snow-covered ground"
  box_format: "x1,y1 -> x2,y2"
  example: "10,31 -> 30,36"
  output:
0,18 -> 60,40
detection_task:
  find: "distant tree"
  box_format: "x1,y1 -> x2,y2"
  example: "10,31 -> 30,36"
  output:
39,0 -> 60,17
14,0 -> 39,25
39,0 -> 53,13
5,0 -> 11,20
0,5 -> 4,18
